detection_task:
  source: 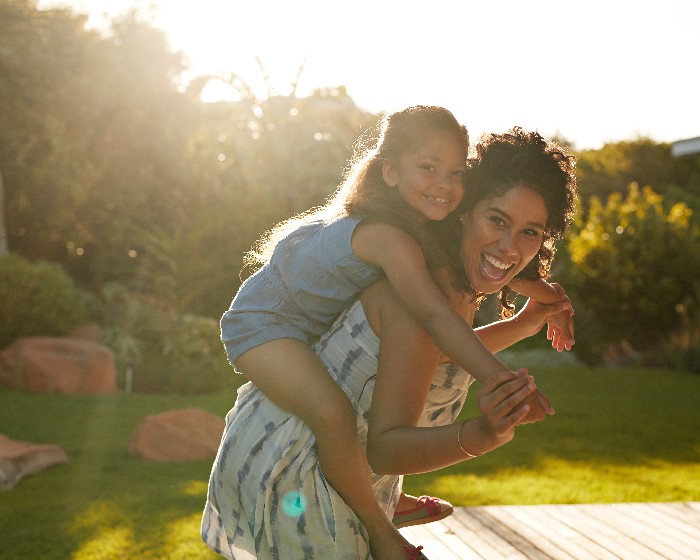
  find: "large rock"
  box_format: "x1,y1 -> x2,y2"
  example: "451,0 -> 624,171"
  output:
68,323 -> 105,344
0,336 -> 117,394
0,434 -> 69,491
128,408 -> 225,461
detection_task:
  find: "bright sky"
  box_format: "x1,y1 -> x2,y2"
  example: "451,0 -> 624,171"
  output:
39,0 -> 699,150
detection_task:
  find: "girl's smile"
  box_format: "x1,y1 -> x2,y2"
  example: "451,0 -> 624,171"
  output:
382,130 -> 466,222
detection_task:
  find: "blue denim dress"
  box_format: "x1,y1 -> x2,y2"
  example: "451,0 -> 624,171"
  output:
221,216 -> 382,366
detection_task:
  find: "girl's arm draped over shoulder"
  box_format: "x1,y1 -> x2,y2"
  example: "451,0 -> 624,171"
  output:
363,280 -> 534,475
507,279 -> 575,351
352,221 -> 508,383
508,277 -> 562,304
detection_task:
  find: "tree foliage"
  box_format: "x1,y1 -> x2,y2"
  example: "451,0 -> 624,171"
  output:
0,1 -> 375,319
576,138 -> 700,200
1,0 -> 699,375
564,183 -> 699,353
0,253 -> 94,348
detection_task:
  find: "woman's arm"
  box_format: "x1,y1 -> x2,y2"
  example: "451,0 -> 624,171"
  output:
363,280 -> 535,476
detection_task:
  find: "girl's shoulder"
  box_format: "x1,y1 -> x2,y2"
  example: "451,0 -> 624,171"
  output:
352,219 -> 422,249
351,220 -> 429,271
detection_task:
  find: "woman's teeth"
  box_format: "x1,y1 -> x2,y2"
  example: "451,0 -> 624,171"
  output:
484,253 -> 513,270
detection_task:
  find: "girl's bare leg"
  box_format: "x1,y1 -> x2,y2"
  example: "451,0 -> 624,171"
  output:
236,339 -> 418,559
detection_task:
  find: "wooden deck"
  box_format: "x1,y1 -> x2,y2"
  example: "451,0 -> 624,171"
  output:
399,502 -> 700,560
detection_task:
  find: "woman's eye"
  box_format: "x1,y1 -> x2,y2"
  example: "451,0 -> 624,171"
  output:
420,164 -> 435,171
452,170 -> 467,177
523,228 -> 543,238
489,215 -> 505,226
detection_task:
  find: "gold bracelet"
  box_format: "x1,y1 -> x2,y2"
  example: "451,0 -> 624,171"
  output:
456,420 -> 482,459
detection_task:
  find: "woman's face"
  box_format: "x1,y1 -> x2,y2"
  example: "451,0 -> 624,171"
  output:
460,184 -> 547,294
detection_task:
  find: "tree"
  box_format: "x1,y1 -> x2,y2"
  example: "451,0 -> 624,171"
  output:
576,138 -> 700,201
0,1 -> 198,291
0,1 -> 378,319
564,183 -> 699,353
177,85 -> 377,316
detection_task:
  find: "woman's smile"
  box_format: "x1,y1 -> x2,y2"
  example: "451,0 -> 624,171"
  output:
481,252 -> 515,281
461,184 -> 548,294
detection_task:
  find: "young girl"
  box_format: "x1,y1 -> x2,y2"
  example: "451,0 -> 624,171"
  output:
218,106 -> 571,560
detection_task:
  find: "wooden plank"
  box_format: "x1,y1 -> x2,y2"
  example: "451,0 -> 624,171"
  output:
646,502 -> 700,537
534,503 -> 631,559
475,505 -> 580,560
601,502 -> 699,559
650,502 -> 700,526
467,507 -> 555,560
443,508 -> 530,559
574,503 -> 672,560
399,503 -> 699,560
687,502 -> 700,515
467,506 -> 563,559
400,523 -> 470,559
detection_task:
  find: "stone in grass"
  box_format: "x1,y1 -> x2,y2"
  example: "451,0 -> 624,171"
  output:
0,336 -> 117,395
0,433 -> 69,491
128,408 -> 225,461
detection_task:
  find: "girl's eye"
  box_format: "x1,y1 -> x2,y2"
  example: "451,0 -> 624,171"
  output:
523,228 -> 543,238
489,215 -> 505,226
420,164 -> 435,171
452,169 -> 467,177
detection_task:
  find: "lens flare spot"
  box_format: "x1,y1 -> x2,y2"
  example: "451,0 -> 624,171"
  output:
281,490 -> 306,517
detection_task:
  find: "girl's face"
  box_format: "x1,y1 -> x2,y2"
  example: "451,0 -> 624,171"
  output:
460,184 -> 547,294
382,130 -> 466,223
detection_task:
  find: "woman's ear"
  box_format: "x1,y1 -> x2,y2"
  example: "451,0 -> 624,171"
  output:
382,158 -> 398,187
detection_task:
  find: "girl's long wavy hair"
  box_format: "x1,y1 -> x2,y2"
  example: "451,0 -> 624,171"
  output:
430,127 -> 578,314
243,106 -> 469,274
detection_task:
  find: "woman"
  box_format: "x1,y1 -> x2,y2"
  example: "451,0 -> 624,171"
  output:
201,127 -> 578,560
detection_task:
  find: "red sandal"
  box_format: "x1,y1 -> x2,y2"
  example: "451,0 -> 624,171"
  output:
403,544 -> 429,560
393,495 -> 454,528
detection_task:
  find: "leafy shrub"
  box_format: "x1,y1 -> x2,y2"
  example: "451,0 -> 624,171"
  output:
135,314 -> 233,394
0,253 -> 94,349
101,282 -> 233,394
562,184 -> 699,361
644,341 -> 700,374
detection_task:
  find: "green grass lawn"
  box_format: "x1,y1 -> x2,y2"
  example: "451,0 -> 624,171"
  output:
1,367 -> 699,559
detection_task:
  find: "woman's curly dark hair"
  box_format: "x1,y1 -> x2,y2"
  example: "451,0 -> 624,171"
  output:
431,127 -> 578,313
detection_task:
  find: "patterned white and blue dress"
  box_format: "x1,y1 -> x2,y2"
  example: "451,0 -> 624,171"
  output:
202,299 -> 474,560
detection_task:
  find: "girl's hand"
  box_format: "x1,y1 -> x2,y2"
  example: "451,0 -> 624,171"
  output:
515,296 -> 571,338
515,283 -> 574,351
546,283 -> 575,351
519,387 -> 555,424
510,368 -> 554,424
546,312 -> 574,351
476,370 -> 538,446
